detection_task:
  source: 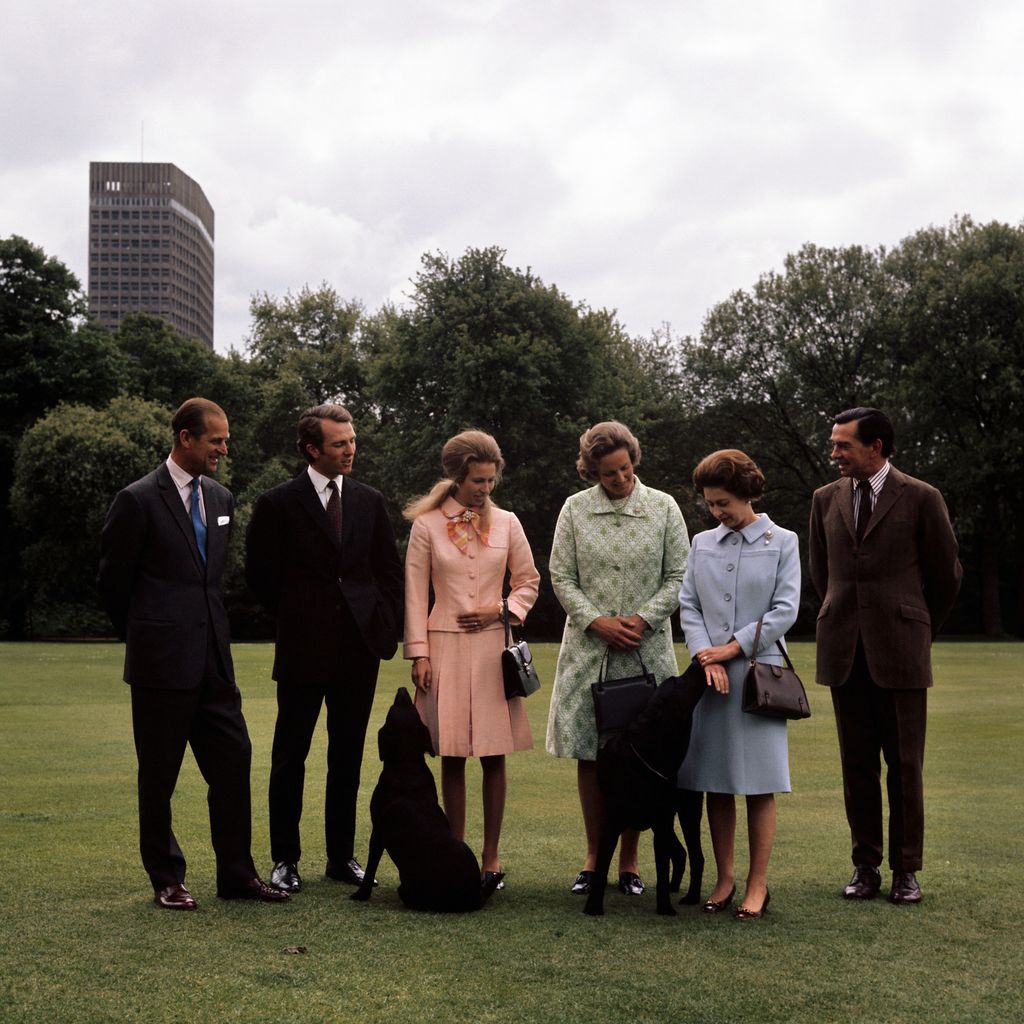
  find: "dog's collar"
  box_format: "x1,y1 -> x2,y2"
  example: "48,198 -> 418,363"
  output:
629,742 -> 671,782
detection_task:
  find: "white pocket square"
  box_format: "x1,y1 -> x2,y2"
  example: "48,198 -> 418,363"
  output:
217,515 -> 230,526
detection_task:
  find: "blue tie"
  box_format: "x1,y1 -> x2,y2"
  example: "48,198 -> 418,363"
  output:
190,478 -> 207,564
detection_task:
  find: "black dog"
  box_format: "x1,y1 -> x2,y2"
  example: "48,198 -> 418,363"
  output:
584,662 -> 706,916
351,688 -> 503,912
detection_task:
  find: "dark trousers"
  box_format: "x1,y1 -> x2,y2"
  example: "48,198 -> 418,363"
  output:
831,640 -> 927,872
130,639 -> 255,890
268,638 -> 380,866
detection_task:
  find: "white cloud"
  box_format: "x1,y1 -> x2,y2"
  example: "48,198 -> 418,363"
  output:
2,0 -> 1023,351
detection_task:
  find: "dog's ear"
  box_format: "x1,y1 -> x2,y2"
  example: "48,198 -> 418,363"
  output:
394,687 -> 413,707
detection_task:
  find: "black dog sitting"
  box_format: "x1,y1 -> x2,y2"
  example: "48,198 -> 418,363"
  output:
351,687 -> 503,912
584,662 -> 706,916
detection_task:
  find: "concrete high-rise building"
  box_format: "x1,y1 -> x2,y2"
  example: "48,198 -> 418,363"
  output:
87,161 -> 215,348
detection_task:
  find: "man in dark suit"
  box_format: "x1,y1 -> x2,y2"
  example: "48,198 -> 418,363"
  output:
810,407 -> 961,905
245,403 -> 403,893
98,397 -> 288,910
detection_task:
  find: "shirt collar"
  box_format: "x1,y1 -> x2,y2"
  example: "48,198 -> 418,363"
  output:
307,465 -> 343,494
866,460 -> 890,497
166,455 -> 196,491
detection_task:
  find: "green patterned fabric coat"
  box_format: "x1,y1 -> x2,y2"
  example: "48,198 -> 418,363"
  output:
545,479 -> 690,760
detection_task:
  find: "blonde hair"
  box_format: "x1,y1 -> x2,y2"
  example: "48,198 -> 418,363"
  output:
403,430 -> 505,521
576,421 -> 641,481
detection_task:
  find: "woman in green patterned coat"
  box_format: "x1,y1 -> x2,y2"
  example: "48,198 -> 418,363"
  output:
545,421 -> 690,896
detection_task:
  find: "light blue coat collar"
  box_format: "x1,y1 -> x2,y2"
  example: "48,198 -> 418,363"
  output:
712,512 -> 776,544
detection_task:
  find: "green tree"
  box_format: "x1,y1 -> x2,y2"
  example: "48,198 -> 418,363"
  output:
114,312 -> 220,407
366,247 -> 648,630
885,217 -> 1024,635
0,235 -> 129,635
10,396 -> 172,636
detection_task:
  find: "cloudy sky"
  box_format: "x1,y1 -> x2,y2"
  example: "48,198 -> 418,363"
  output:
3,1 -> 1022,353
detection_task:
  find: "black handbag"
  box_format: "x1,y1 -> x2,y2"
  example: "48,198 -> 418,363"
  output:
591,648 -> 657,738
741,618 -> 811,720
501,597 -> 541,699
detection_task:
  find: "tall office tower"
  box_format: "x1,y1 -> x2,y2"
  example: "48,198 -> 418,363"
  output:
88,162 -> 215,349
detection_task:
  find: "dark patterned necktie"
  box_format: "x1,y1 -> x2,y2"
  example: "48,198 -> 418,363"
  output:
326,480 -> 343,544
855,479 -> 872,543
190,477 -> 207,563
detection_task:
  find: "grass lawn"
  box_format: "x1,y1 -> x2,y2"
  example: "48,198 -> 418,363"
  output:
0,641 -> 1020,1024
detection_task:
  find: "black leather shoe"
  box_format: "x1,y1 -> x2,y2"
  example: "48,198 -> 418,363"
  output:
154,883 -> 197,911
734,888 -> 770,921
701,884 -> 736,914
325,858 -> 378,886
270,861 -> 301,893
843,865 -> 882,900
889,871 -> 922,904
217,876 -> 291,902
482,870 -> 505,892
618,871 -> 645,896
571,870 -> 594,895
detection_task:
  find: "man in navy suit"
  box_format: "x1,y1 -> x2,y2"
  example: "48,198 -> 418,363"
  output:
246,404 -> 403,893
98,397 -> 288,910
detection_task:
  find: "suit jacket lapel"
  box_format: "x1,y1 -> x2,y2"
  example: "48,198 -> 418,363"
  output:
837,477 -> 856,541
203,482 -> 226,573
156,464 -> 205,574
295,472 -> 341,549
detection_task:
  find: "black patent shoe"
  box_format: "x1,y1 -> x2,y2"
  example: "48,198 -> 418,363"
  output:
843,864 -> 881,900
270,861 -> 301,893
325,858 -> 379,886
617,871 -> 645,896
571,870 -> 594,895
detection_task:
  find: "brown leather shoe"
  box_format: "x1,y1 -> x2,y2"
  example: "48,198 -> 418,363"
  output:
889,872 -> 922,904
843,865 -> 881,900
217,876 -> 291,902
154,883 -> 197,911
734,888 -> 771,921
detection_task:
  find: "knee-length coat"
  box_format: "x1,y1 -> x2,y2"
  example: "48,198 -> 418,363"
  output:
545,479 -> 690,761
676,513 -> 800,794
404,498 -> 540,757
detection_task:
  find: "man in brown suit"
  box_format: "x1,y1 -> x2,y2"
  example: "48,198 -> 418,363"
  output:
809,407 -> 961,904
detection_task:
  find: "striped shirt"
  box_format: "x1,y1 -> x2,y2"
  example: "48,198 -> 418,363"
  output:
853,461 -> 890,529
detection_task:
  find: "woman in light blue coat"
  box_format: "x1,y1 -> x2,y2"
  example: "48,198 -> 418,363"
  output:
678,450 -> 800,921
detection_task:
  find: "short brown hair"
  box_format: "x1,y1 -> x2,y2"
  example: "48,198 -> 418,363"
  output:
297,404 -> 353,462
692,449 -> 765,501
576,421 -> 641,481
171,397 -> 226,444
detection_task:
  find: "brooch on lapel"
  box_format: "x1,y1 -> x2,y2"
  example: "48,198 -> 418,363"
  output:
763,529 -> 774,546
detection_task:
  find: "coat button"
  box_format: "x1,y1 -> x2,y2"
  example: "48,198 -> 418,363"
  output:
727,564 -> 734,571
724,594 -> 732,602
722,622 -> 730,630
731,536 -> 739,545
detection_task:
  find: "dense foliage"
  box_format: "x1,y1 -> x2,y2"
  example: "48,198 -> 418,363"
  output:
2,220 -> 1021,638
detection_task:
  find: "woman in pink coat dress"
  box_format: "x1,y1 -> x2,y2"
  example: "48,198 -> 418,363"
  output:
404,430 -> 540,884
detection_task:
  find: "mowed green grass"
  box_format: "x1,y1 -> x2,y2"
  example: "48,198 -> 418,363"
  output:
0,642 -> 1020,1024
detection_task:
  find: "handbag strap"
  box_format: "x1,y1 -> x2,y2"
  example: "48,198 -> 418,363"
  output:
598,646 -> 650,682
750,618 -> 795,672
503,596 -> 511,647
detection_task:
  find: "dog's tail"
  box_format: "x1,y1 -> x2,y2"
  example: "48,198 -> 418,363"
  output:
480,872 -> 505,904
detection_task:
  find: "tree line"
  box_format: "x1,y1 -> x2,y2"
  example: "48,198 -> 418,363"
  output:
2,216 -> 1021,640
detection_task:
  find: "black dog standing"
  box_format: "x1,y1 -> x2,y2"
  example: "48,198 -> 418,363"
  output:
351,689 -> 503,912
585,664 -> 706,917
